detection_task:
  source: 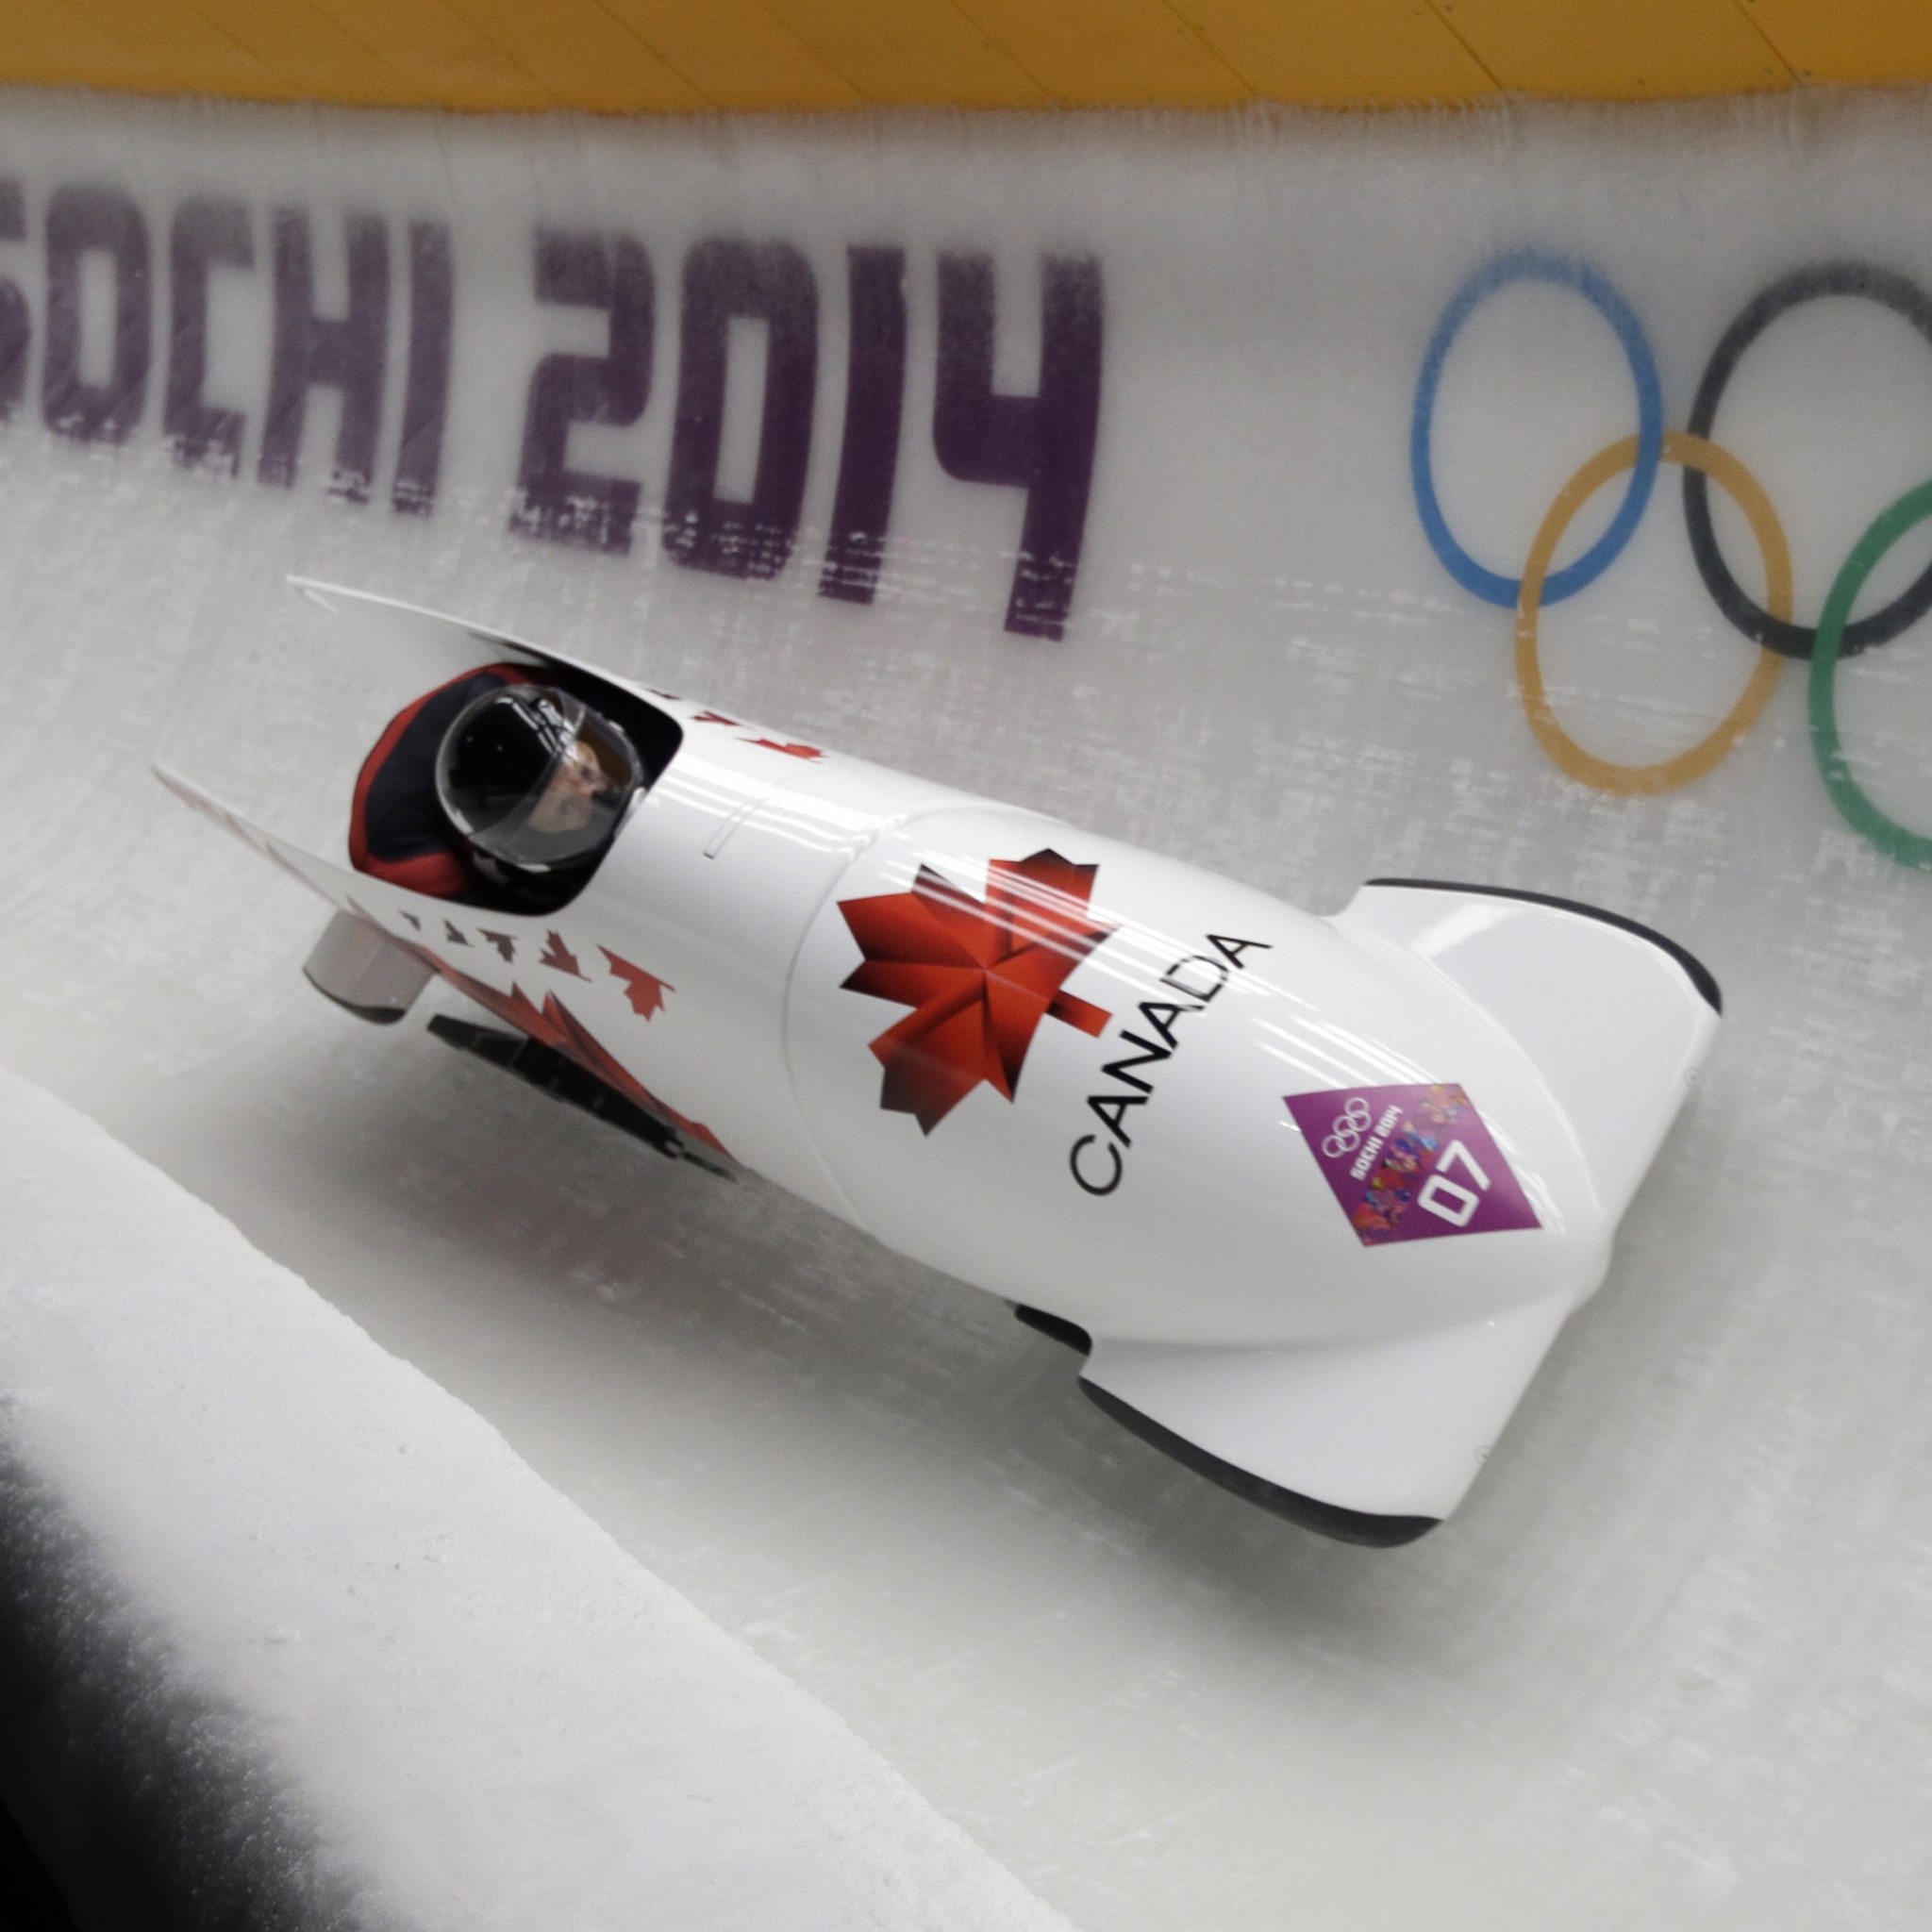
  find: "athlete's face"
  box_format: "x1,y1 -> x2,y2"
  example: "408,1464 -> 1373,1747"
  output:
527,736 -> 609,834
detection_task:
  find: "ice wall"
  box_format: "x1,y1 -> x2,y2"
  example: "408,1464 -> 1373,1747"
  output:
0,84 -> 1929,1930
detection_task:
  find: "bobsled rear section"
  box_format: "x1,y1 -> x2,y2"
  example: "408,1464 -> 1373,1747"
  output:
1335,880 -> 1720,1229
1066,880 -> 1719,1542
788,813 -> 1720,1541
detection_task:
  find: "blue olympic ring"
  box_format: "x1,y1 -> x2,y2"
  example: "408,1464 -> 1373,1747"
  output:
1410,249 -> 1665,610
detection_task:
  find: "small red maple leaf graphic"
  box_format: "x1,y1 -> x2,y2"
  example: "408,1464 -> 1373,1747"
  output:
540,930 -> 586,978
745,738 -> 824,760
602,947 -> 673,1020
691,709 -> 741,726
481,930 -> 516,962
839,848 -> 1115,1133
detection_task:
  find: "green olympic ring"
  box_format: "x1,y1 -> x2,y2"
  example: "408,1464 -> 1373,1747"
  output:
1810,477 -> 1932,872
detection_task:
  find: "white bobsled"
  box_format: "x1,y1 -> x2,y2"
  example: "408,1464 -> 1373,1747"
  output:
159,582 -> 1719,1545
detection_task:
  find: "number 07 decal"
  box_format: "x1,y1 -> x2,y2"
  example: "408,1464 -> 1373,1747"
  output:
1418,1139 -> 1489,1226
1285,1084 -> 1541,1247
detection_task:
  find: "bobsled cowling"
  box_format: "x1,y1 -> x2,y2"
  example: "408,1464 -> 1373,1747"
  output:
158,582 -> 1718,1544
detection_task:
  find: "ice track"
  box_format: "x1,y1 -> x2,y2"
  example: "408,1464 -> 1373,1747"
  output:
0,1069 -> 1074,1932
2,84 -> 1931,1930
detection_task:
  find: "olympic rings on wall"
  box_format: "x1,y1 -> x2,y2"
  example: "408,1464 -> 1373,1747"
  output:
1517,432 -> 1788,795
1684,263 -> 1932,663
1411,249 -> 1664,610
1413,249 -> 1932,870
1810,478 -> 1932,872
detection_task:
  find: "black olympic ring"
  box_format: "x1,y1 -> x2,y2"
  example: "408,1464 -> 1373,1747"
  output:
1684,261 -> 1932,662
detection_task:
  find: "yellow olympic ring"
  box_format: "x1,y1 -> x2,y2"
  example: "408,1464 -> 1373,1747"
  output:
1515,431 -> 1790,796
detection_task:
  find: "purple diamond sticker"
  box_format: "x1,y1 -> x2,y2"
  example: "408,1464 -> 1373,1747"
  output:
1285,1082 -> 1541,1248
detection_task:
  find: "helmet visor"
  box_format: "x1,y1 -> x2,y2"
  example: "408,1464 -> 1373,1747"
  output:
438,686 -> 642,872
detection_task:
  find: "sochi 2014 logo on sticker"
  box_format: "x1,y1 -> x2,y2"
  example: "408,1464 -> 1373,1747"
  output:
1285,1083 -> 1540,1247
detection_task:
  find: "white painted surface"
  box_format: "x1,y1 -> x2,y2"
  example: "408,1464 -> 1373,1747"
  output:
0,85 -> 1926,1932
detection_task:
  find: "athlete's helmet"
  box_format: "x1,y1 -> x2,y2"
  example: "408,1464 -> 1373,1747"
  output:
436,683 -> 642,874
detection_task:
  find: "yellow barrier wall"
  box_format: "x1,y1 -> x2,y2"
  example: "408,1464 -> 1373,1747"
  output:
0,0 -> 1927,111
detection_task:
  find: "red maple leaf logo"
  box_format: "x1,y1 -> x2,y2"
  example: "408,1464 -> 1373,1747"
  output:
540,929 -> 586,978
839,848 -> 1115,1133
744,738 -> 823,760
602,947 -> 673,1020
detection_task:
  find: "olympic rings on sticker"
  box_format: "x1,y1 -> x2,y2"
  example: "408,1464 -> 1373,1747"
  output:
1411,249 -> 1664,610
1685,263 -> 1932,662
1810,477 -> 1932,871
1321,1095 -> 1374,1159
1517,431 -> 1788,795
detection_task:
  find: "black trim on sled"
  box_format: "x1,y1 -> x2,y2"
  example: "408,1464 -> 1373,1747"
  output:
1078,1380 -> 1441,1548
427,1015 -> 730,1174
1366,877 -> 1723,1016
1015,1306 -> 1093,1355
